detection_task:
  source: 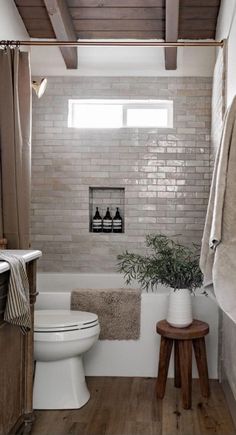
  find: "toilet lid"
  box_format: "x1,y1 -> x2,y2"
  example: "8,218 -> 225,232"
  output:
34,309 -> 99,332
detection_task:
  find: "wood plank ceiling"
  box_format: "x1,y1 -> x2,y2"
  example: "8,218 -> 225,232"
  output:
14,0 -> 221,69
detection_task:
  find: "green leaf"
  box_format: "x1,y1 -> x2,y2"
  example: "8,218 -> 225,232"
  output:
117,234 -> 203,293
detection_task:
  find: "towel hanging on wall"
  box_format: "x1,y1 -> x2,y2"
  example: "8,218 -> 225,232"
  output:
200,95 -> 236,323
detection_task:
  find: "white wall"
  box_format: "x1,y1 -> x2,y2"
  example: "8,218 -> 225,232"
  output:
216,0 -> 236,40
0,0 -> 29,41
30,44 -> 216,77
216,0 -> 236,106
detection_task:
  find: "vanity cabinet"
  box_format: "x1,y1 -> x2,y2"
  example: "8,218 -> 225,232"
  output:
0,252 -> 41,435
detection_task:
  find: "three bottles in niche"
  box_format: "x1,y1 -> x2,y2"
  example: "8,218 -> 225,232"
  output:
92,207 -> 122,233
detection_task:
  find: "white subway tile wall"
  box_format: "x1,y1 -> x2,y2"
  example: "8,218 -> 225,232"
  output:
31,76 -> 212,272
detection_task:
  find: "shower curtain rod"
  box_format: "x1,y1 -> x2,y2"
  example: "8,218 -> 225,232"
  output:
0,39 -> 224,48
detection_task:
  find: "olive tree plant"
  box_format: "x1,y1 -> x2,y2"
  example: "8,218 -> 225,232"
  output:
117,234 -> 203,293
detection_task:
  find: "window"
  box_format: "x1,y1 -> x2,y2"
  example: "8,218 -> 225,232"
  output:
68,99 -> 173,129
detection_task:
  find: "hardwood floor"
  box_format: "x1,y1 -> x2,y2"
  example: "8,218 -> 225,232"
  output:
31,377 -> 236,435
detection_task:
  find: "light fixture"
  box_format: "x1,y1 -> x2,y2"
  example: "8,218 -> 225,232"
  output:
32,78 -> 47,98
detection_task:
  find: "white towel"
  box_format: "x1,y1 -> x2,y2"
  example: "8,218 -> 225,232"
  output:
200,95 -> 236,322
0,252 -> 31,333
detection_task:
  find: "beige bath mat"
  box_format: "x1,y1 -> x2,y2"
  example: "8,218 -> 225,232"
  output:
71,288 -> 141,340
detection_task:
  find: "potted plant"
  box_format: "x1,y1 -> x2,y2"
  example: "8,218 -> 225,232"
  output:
117,234 -> 203,328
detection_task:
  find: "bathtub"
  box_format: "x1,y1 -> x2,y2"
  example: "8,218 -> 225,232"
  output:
36,273 -> 219,378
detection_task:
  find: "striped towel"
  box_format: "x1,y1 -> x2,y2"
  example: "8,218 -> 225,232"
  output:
0,252 -> 31,333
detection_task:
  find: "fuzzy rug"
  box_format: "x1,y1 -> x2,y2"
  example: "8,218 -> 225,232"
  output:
71,288 -> 141,340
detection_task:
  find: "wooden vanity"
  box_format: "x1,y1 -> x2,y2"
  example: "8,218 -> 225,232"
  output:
0,250 -> 41,435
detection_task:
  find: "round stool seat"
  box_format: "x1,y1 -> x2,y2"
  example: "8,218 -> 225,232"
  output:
156,319 -> 209,340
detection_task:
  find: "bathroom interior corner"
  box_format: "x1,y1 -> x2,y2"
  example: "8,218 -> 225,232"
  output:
1,0 -> 236,434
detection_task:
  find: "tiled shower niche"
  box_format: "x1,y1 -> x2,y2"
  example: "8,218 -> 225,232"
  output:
89,187 -> 125,233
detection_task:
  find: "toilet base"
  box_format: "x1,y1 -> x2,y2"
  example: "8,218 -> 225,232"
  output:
33,356 -> 90,410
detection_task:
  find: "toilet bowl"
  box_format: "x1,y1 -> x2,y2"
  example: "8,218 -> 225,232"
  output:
33,309 -> 100,410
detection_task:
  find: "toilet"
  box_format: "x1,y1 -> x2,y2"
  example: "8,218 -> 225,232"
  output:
33,309 -> 100,410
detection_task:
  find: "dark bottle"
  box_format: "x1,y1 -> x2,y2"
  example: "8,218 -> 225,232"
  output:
103,207 -> 112,233
113,207 -> 122,233
92,207 -> 102,232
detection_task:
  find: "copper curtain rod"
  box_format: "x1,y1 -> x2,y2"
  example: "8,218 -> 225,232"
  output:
0,39 -> 224,48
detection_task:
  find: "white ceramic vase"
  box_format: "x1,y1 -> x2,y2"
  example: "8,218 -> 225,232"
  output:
166,288 -> 193,328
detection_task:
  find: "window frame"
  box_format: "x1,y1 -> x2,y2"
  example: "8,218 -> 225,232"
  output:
68,99 -> 173,129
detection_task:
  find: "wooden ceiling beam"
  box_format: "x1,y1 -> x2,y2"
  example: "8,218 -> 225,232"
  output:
164,0 -> 179,70
43,0 -> 78,69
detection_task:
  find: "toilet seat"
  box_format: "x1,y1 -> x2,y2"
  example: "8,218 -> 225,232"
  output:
34,309 -> 99,333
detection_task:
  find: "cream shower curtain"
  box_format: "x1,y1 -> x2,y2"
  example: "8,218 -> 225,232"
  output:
0,48 -> 32,248
200,96 -> 236,323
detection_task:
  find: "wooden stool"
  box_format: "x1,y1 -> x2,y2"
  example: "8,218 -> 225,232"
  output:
156,319 -> 210,410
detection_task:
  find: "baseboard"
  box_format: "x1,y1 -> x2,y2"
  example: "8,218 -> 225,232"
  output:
221,367 -> 236,428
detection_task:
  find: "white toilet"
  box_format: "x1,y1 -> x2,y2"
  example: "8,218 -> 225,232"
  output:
33,309 -> 100,410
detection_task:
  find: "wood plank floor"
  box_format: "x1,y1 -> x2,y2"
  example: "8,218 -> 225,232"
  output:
31,377 -> 236,435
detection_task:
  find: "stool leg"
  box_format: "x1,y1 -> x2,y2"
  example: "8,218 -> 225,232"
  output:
174,341 -> 181,388
193,337 -> 210,398
156,337 -> 173,399
178,340 -> 192,409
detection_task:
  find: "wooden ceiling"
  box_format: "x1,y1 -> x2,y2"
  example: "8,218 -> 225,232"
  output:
15,0 -> 221,39
14,0 -> 221,70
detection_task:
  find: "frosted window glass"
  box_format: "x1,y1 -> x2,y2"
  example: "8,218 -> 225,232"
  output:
126,108 -> 168,127
72,104 -> 122,128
